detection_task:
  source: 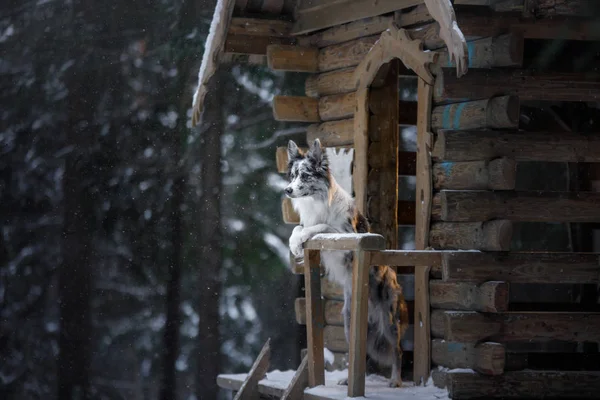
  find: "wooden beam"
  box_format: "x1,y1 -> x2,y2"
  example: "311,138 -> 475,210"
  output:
281,355 -> 308,400
304,233 -> 385,251
272,96 -> 319,122
352,88 -> 369,215
304,249 -> 325,387
436,33 -> 523,69
432,340 -> 505,376
431,310 -> 600,343
433,159 -> 516,191
430,280 -> 509,312
430,220 -> 513,251
433,130 -> 600,163
292,0 -> 421,35
303,15 -> 394,48
441,251 -> 600,284
282,197 -> 299,224
306,118 -> 354,147
444,370 -> 600,399
225,34 -> 294,55
228,18 -> 293,37
431,95 -> 520,131
234,339 -> 271,400
267,45 -> 319,72
348,249 -> 369,396
434,68 -> 600,104
432,190 -> 600,223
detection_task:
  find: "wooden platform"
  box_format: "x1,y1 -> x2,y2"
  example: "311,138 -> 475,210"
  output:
217,369 -> 450,399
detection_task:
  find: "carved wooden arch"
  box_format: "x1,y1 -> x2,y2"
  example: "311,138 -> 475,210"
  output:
351,23 -> 437,215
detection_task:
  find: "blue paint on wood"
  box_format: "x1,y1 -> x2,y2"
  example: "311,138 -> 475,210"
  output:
467,41 -> 474,67
447,342 -> 464,352
440,162 -> 453,176
453,102 -> 467,129
442,104 -> 453,129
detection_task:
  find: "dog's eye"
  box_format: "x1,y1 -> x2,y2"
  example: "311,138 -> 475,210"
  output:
300,172 -> 308,179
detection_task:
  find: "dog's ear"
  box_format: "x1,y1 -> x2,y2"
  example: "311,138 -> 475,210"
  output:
308,138 -> 328,170
287,140 -> 301,161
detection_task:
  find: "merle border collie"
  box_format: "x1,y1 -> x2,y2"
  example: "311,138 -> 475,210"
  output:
285,139 -> 409,387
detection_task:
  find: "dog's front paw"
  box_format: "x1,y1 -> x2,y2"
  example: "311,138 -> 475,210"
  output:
289,226 -> 305,258
389,379 -> 403,388
337,378 -> 348,386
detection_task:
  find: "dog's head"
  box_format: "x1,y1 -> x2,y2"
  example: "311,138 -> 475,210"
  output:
284,139 -> 330,199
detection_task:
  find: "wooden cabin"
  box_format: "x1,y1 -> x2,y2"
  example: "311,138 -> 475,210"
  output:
191,0 -> 600,398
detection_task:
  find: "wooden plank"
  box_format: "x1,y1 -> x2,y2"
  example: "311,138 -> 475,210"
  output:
445,370 -> 600,399
318,35 -> 379,73
441,251 -> 600,284
433,159 -> 517,190
225,34 -> 293,55
306,118 -> 354,147
436,33 -> 523,69
272,96 -> 319,122
414,76 -> 434,386
429,220 -> 513,251
304,233 -> 386,251
368,250 -> 445,267
429,280 -> 509,312
304,15 -> 393,48
292,0 -> 421,35
217,373 -> 287,397
282,198 -> 300,224
433,190 -> 600,223
374,60 -> 399,250
433,68 -> 600,104
431,310 -> 600,343
348,249 -> 369,397
228,18 -> 293,37
433,130 -> 600,163
431,95 -> 520,131
281,355 -> 308,400
432,340 -> 505,375
234,338 -> 271,400
267,45 -> 319,72
304,249 -> 325,387
353,88 -> 369,215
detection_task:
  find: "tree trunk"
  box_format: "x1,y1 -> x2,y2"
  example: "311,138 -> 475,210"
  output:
196,68 -> 225,400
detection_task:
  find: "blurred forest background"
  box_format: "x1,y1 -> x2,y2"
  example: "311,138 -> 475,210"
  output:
1,0 -> 308,399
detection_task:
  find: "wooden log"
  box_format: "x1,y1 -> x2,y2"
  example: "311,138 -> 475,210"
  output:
234,339 -> 271,400
429,220 -> 513,251
306,118 -> 354,147
304,250 -> 325,387
431,95 -> 520,131
431,310 -> 600,343
433,130 -> 600,163
295,298 -> 344,326
305,67 -> 357,98
267,45 -> 319,72
434,68 -> 600,104
282,198 -> 300,224
436,33 -> 523,68
429,280 -> 509,312
431,340 -> 505,375
272,96 -> 319,122
318,92 -> 355,122
229,18 -> 293,37
281,355 -> 308,400
433,190 -> 600,223
444,370 -> 600,399
225,35 -> 294,55
304,15 -> 393,48
433,159 -> 516,191
318,35 -> 379,72
441,251 -> 600,284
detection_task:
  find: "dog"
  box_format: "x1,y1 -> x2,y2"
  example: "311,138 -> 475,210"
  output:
285,139 -> 409,388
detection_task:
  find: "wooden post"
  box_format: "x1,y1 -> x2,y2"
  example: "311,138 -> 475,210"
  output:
433,158 -> 517,190
304,249 -> 325,387
429,280 -> 509,312
233,339 -> 271,400
429,220 -> 513,251
353,88 -> 369,215
281,355 -> 308,400
414,77 -> 434,385
348,250 -> 370,397
431,95 -> 520,131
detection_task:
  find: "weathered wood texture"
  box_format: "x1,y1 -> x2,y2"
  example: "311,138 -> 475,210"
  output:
282,198 -> 299,224
433,130 -> 600,162
431,310 -> 600,343
432,190 -> 600,223
368,151 -> 416,174
280,355 -> 308,400
318,35 -> 379,72
444,370 -> 600,399
225,35 -> 294,55
352,88 -> 369,215
304,233 -> 386,251
267,45 -> 319,72
433,158 -> 516,190
429,220 -> 513,251
229,18 -> 293,37
430,280 -> 509,312
434,68 -> 600,103
304,250 -> 325,387
348,250 -> 368,396
318,92 -> 355,121
431,95 -> 520,131
432,340 -> 505,375
303,15 -> 393,48
368,199 -> 415,225
441,251 -> 600,284
234,339 -> 271,400
436,33 -> 523,68
272,95 -> 319,122
306,118 -> 354,147
305,68 -> 357,98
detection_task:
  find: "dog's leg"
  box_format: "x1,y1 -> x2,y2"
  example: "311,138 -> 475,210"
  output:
289,225 -> 305,258
389,345 -> 403,388
299,223 -> 338,244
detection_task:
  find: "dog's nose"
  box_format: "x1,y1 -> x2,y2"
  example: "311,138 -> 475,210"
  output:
284,187 -> 293,195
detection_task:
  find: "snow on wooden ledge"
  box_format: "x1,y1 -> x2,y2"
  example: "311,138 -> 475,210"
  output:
304,233 -> 385,251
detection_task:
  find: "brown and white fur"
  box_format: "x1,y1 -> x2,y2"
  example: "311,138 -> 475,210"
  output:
285,139 -> 409,387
